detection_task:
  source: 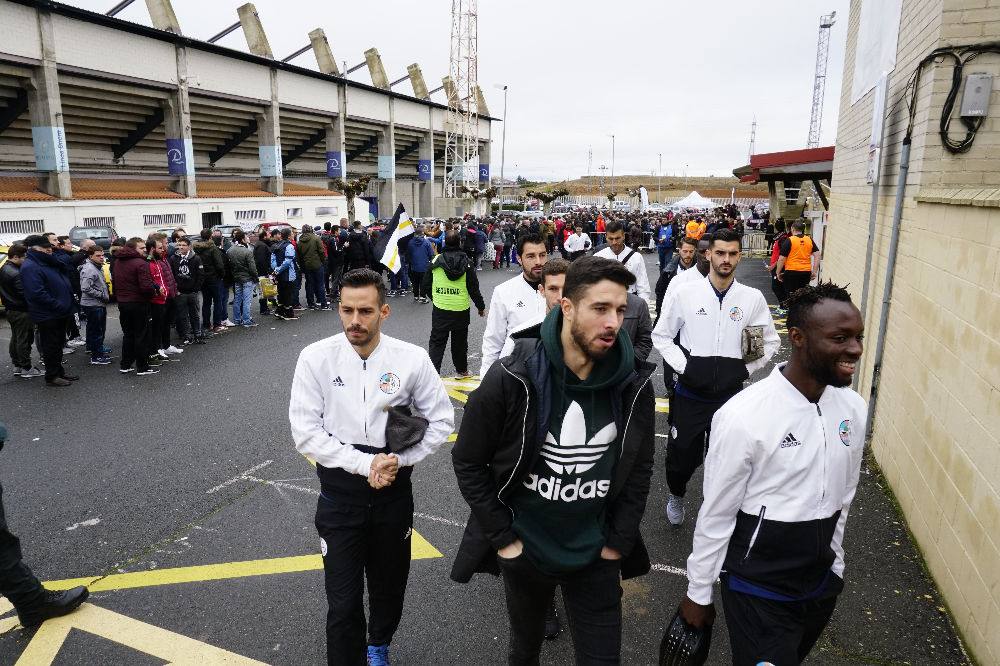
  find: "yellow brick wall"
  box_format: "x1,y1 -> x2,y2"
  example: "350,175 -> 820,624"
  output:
825,0 -> 1000,661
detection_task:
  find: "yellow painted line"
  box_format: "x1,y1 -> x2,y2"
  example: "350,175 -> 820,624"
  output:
446,388 -> 470,403
655,398 -> 670,414
15,603 -> 267,665
42,539 -> 441,594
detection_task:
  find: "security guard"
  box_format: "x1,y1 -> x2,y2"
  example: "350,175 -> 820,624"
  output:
421,231 -> 486,377
775,220 -> 820,298
289,269 -> 454,666
0,422 -> 89,629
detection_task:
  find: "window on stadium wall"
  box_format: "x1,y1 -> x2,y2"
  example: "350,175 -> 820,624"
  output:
143,213 -> 186,228
315,206 -> 339,217
236,210 -> 267,222
287,208 -> 303,219
0,219 -> 45,235
82,216 -> 115,227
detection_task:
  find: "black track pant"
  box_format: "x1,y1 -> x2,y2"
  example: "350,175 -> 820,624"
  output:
499,554 -> 622,665
0,483 -> 46,622
428,306 -> 470,374
770,270 -> 787,306
721,583 -> 838,666
315,491 -> 413,666
36,316 -> 69,381
118,301 -> 151,372
665,394 -> 725,497
781,270 -> 811,301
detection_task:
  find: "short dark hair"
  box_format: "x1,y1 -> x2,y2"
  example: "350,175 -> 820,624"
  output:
605,221 -> 625,235
86,244 -> 103,256
774,219 -> 786,232
562,256 -> 635,303
786,281 -> 854,330
323,222 -> 332,231
516,232 -> 546,255
541,258 -> 569,283
340,268 -> 386,305
233,229 -> 246,243
269,229 -> 281,238
57,235 -> 70,245
710,228 -> 740,246
792,220 -> 806,231
176,236 -> 191,247
679,236 -> 698,249
444,231 -> 460,248
280,227 -> 292,240
126,237 -> 144,249
200,228 -> 211,240
7,244 -> 26,259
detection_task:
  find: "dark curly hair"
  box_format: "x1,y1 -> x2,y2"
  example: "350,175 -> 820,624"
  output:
786,281 -> 854,330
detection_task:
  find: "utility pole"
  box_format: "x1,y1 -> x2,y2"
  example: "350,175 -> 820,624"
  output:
587,145 -> 592,179
598,164 -> 607,193
609,134 -> 616,192
495,84 -> 508,208
684,163 -> 689,190
808,11 -> 837,148
658,152 -> 662,202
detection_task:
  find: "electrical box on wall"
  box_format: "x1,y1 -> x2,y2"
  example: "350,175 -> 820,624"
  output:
960,73 -> 993,117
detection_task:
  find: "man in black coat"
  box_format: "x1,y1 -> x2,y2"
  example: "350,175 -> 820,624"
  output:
451,256 -> 655,665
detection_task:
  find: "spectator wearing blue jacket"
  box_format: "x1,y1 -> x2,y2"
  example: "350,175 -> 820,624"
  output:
406,227 -> 436,303
18,235 -> 77,386
269,227 -> 298,320
655,219 -> 674,271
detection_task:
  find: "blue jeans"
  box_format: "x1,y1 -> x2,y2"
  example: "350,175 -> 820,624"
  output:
389,261 -> 411,291
658,246 -> 674,271
232,281 -> 255,325
304,267 -> 328,308
81,305 -> 106,356
215,280 -> 229,324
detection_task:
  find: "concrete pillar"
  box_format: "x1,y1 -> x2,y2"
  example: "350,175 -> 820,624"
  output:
326,84 -> 347,189
474,85 -> 490,117
364,48 -> 390,90
144,0 -> 182,33
164,45 -> 196,197
417,125 -> 434,218
376,101 -> 396,219
407,63 -> 429,100
258,69 -> 283,195
28,10 -> 71,199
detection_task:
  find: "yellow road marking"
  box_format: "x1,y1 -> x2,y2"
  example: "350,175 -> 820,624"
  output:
41,537 -> 441,594
15,603 -> 267,665
655,398 -> 670,414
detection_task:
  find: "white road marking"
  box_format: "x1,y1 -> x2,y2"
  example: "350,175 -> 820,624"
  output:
65,518 -> 101,531
651,563 -> 688,577
414,512 -> 467,528
205,460 -> 274,494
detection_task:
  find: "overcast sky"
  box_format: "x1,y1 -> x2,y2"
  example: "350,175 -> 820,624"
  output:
69,0 -> 850,181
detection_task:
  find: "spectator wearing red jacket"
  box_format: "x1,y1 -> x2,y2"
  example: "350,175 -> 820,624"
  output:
111,238 -> 160,376
147,235 -> 182,360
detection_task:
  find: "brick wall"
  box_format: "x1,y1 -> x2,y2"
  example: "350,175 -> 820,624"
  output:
825,0 -> 1000,661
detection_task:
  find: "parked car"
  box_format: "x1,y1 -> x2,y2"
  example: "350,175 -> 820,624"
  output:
69,225 -> 119,250
253,222 -> 299,238
211,224 -> 244,238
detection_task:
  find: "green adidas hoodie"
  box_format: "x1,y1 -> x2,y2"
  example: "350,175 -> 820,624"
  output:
508,307 -> 636,575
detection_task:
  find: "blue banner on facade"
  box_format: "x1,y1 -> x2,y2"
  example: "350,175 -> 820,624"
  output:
418,159 -> 432,181
32,126 -> 69,173
326,151 -> 344,178
259,145 -> 283,178
479,163 -> 490,183
166,138 -> 194,176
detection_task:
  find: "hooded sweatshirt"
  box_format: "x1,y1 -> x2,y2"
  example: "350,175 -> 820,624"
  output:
423,248 -> 485,312
507,307 -> 636,575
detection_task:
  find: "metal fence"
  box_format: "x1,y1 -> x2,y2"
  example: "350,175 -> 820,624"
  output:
742,231 -> 769,255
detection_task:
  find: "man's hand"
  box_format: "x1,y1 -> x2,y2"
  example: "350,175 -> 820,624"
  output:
600,546 -> 622,561
497,539 -> 523,559
368,453 -> 399,489
679,596 -> 716,629
775,272 -> 784,282
478,308 -> 486,317
810,271 -> 818,280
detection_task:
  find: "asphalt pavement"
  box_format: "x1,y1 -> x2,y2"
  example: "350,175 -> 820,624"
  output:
0,252 -> 970,664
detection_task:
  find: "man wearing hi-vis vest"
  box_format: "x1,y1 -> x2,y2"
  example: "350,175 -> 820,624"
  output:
422,231 -> 486,377
775,220 -> 820,299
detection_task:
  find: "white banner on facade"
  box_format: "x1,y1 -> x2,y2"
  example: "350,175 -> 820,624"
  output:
851,0 -> 904,104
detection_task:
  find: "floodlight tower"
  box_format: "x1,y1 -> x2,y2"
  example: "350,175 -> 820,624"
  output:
807,11 -> 837,148
443,0 -> 480,198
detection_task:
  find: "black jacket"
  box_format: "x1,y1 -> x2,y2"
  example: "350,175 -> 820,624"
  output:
0,262 -> 27,311
450,328 -> 656,583
344,229 -> 373,268
253,240 -> 272,276
169,250 -> 204,294
193,240 -> 225,282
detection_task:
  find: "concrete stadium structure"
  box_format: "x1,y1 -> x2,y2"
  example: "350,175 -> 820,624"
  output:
0,0 -> 494,239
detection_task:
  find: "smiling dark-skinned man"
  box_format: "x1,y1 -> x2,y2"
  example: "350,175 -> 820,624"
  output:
676,282 -> 867,666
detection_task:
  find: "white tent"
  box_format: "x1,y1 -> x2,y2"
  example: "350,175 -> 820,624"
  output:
669,191 -> 717,211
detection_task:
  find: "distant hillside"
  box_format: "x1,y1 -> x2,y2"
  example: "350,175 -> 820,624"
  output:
522,175 -> 767,201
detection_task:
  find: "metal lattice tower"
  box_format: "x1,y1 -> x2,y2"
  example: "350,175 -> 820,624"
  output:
807,11 -> 837,148
444,0 -> 480,198
587,145 -> 592,178
748,116 -> 757,162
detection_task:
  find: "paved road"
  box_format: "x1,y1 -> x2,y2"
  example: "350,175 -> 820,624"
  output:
0,253 -> 969,664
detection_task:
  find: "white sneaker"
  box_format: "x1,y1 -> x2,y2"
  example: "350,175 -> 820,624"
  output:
62,346 -> 75,355
666,494 -> 685,526
67,337 -> 86,347
165,345 -> 184,355
222,319 -> 236,327
18,366 -> 42,379
156,349 -> 170,360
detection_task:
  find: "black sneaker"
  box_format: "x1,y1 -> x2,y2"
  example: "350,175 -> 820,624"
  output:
19,586 -> 89,629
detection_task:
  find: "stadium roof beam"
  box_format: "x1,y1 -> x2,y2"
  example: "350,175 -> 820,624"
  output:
283,126 -> 325,166
347,135 -> 379,161
0,88 -> 28,135
206,21 -> 240,44
209,118 -> 258,164
308,29 -> 340,76
105,0 -> 136,16
144,0 -> 182,34
396,141 -> 419,161
281,44 -> 311,63
237,3 -> 273,59
112,105 -> 165,159
407,64 -> 429,100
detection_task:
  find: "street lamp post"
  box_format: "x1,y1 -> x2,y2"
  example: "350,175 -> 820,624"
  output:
494,84 -> 509,211
610,134 -> 616,194
658,153 -> 662,202
685,163 -> 689,190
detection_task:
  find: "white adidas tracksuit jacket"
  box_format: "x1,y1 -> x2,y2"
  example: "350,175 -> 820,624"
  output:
480,274 -> 545,377
686,363 -> 868,604
594,245 -> 652,302
652,276 -> 780,398
289,333 -> 454,475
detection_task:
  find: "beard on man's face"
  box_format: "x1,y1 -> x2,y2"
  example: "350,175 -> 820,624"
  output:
570,318 -> 614,361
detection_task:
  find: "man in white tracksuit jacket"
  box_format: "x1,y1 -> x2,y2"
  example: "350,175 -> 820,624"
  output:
593,220 -> 652,302
479,232 -> 548,378
679,281 -> 867,666
289,268 -> 454,666
652,228 -> 780,526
